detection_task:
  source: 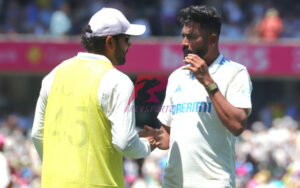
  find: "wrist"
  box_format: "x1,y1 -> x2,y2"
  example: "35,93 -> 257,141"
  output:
200,75 -> 214,88
205,82 -> 219,94
141,138 -> 152,154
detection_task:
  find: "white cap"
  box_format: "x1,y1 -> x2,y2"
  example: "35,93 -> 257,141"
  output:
87,8 -> 146,37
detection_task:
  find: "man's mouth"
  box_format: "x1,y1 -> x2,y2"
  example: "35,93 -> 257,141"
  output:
182,47 -> 192,57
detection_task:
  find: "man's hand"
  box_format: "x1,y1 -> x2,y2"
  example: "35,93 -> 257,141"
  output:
139,125 -> 170,150
183,54 -> 214,87
153,125 -> 170,150
138,125 -> 160,151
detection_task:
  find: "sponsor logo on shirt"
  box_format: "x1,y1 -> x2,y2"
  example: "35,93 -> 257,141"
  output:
175,85 -> 181,93
241,88 -> 251,100
172,101 -> 212,115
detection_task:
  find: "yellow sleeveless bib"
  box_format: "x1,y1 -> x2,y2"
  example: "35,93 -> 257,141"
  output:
42,57 -> 124,188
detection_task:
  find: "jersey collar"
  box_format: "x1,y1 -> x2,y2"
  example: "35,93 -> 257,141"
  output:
77,52 -> 112,63
208,53 -> 228,75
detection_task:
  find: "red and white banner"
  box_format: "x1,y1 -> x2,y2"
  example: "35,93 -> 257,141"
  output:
0,40 -> 299,76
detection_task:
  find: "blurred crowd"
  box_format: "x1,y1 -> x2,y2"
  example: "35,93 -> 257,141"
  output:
235,116 -> 300,188
0,0 -> 300,41
0,115 -> 40,188
0,102 -> 300,187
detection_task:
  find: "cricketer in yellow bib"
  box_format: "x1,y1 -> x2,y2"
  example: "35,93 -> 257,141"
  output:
42,57 -> 124,188
32,8 -> 158,188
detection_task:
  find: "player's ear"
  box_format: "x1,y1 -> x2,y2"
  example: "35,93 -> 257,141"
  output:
104,36 -> 118,65
105,35 -> 116,51
209,33 -> 218,47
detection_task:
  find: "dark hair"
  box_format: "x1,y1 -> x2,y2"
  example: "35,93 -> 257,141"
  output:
81,25 -> 122,54
178,5 -> 221,36
81,25 -> 107,54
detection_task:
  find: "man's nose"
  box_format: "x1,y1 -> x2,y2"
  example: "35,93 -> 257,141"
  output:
181,37 -> 188,47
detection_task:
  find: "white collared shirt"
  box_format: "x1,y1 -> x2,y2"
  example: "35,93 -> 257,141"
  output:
158,54 -> 252,188
32,52 -> 151,160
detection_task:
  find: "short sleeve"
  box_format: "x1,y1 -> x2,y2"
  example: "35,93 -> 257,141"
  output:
226,69 -> 252,116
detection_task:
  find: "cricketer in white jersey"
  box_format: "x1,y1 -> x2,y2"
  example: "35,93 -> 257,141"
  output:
155,5 -> 252,188
158,54 -> 252,188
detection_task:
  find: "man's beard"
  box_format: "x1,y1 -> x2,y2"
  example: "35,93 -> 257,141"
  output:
182,40 -> 209,59
183,46 -> 193,58
195,45 -> 208,58
115,46 -> 126,65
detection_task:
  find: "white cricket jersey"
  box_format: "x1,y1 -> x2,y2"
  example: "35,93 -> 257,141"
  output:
158,54 -> 252,188
31,52 -> 151,160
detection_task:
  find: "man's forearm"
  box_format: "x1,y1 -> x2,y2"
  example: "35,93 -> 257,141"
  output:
112,134 -> 151,159
208,89 -> 247,136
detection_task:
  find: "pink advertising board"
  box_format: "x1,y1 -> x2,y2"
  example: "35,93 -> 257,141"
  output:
0,40 -> 299,76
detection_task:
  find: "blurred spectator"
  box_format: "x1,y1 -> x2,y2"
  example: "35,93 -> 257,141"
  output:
160,0 -> 183,35
255,8 -> 283,42
258,105 -> 273,128
4,0 -> 20,34
246,169 -> 272,188
0,115 -> 20,135
49,3 -> 71,35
